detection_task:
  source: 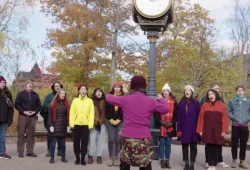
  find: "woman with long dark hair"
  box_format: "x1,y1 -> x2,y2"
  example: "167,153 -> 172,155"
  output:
106,82 -> 124,166
0,76 -> 14,159
88,88 -> 106,164
48,89 -> 70,163
197,89 -> 229,170
153,83 -> 178,169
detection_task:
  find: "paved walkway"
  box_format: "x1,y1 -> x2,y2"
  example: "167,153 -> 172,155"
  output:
1,142 -> 250,170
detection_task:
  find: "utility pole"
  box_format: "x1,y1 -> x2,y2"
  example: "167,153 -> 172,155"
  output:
110,0 -> 119,88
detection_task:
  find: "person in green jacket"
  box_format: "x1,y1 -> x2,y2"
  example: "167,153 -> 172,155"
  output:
40,81 -> 63,157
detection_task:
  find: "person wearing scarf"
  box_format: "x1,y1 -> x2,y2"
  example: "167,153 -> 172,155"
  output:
153,83 -> 178,169
105,81 -> 124,167
228,85 -> 250,169
177,85 -> 200,170
48,89 -> 70,164
197,89 -> 229,170
87,88 -> 106,164
0,76 -> 14,160
41,81 -> 63,157
106,75 -> 168,170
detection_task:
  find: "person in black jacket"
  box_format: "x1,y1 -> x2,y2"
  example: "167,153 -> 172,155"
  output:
106,82 -> 124,167
15,80 -> 41,158
40,81 -> 63,157
48,89 -> 70,164
0,76 -> 14,160
153,83 -> 178,169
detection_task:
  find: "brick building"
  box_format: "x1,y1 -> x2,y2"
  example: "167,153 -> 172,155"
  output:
13,63 -> 57,91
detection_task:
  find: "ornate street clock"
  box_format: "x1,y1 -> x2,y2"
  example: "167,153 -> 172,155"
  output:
133,0 -> 173,32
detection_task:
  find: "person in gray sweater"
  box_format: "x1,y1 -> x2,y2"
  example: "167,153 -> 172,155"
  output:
227,85 -> 250,169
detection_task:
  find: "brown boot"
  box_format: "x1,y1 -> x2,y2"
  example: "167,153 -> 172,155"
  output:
239,160 -> 248,169
88,156 -> 93,164
97,156 -> 102,164
108,157 -> 114,166
231,160 -> 237,168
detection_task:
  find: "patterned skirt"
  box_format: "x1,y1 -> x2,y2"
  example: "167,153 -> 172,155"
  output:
120,137 -> 153,167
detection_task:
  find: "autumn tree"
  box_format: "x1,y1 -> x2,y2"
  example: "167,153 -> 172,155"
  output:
154,0 -> 245,100
95,0 -> 137,86
41,0 -> 112,88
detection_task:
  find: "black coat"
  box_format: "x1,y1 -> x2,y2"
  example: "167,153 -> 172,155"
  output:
0,90 -> 14,126
153,100 -> 178,137
15,90 -> 41,117
105,102 -> 123,122
48,101 -> 68,137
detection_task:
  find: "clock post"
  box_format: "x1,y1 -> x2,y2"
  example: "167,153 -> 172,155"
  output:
132,0 -> 173,160
147,31 -> 159,98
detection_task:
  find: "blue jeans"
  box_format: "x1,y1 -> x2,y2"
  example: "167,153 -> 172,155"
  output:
50,136 -> 66,157
0,122 -> 8,155
159,135 -> 172,160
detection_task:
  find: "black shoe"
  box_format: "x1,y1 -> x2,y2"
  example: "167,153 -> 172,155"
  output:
161,160 -> 166,168
18,153 -> 24,158
97,156 -> 102,164
189,162 -> 194,170
81,155 -> 86,166
75,157 -> 80,165
57,151 -> 62,156
165,160 -> 171,169
26,153 -> 38,157
88,156 -> 93,164
184,161 -> 189,170
61,157 -> 68,163
50,157 -> 55,164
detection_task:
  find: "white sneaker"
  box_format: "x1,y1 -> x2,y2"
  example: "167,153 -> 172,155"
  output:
205,163 -> 209,168
217,162 -> 229,168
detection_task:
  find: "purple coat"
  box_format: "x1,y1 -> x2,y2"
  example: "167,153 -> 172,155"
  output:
106,92 -> 168,138
177,97 -> 200,144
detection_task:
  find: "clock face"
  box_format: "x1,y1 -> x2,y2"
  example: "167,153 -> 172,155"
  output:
135,0 -> 171,18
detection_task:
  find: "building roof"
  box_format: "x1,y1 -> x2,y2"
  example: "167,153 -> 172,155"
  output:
15,63 -> 57,83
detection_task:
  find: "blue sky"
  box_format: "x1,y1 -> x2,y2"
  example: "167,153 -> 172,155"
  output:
23,0 -> 248,71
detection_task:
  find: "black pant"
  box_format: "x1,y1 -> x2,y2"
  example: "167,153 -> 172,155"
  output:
120,160 -> 152,170
73,125 -> 89,158
205,145 -> 223,163
206,144 -> 220,166
231,126 -> 249,160
182,142 -> 197,162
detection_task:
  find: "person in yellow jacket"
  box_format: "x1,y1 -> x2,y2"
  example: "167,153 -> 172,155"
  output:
70,84 -> 94,166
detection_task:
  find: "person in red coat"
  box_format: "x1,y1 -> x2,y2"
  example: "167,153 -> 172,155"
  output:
197,89 -> 229,170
